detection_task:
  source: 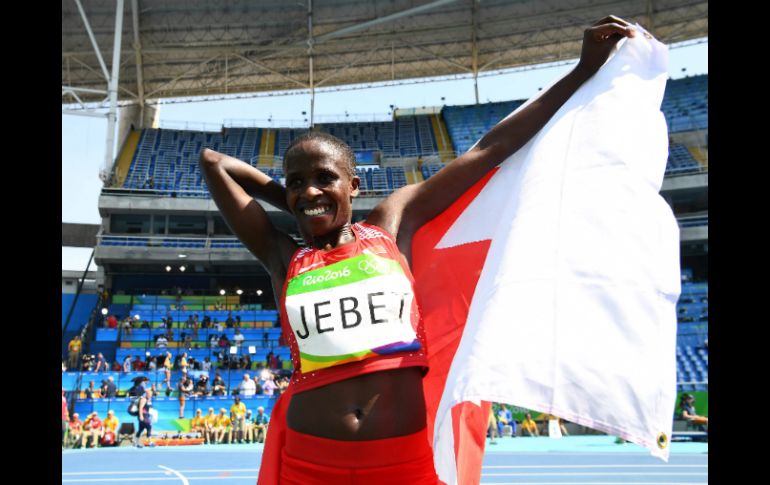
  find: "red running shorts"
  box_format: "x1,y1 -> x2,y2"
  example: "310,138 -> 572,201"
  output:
280,427 -> 439,485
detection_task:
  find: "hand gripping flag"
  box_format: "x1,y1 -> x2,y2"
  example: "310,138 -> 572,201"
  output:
258,25 -> 679,485
414,26 -> 680,485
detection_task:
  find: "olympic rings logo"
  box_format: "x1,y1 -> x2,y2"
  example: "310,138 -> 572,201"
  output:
357,258 -> 390,275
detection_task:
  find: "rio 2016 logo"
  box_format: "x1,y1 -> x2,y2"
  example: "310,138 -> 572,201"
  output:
302,267 -> 352,286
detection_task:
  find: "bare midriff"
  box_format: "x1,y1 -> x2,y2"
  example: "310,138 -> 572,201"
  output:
287,367 -> 426,440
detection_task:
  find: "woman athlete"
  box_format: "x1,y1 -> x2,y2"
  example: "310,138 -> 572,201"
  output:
201,16 -> 637,484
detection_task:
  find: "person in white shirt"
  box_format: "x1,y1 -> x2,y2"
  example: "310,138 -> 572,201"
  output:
238,374 -> 257,397
233,329 -> 245,347
261,375 -> 277,397
156,334 -> 168,348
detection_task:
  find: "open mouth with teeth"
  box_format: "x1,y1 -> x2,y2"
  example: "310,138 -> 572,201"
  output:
302,205 -> 332,217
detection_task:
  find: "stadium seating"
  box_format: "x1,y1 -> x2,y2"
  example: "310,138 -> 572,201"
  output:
118,75 -> 706,198
661,75 -> 708,133
442,100 -> 525,155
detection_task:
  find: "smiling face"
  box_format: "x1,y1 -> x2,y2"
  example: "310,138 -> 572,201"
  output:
284,138 -> 360,245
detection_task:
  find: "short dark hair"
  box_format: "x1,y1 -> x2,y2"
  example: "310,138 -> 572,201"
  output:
283,131 -> 356,179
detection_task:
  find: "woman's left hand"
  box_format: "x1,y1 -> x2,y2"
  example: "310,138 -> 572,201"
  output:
576,15 -> 637,75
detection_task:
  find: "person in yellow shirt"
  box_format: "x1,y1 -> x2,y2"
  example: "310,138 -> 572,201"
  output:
215,408 -> 232,444
191,409 -> 206,440
67,336 -> 82,370
230,396 -> 247,443
204,407 -> 217,444
521,413 -> 540,437
103,410 -> 119,433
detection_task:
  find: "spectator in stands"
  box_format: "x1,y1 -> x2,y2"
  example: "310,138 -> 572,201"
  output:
233,328 -> 245,347
194,374 -> 210,397
212,372 -> 226,396
134,388 -> 154,448
105,376 -> 118,398
147,356 -> 157,371
82,412 -> 104,448
238,373 -> 257,397
209,334 -> 218,348
102,410 -> 119,446
214,408 -> 232,444
179,352 -> 189,372
235,315 -> 242,328
122,316 -> 133,336
85,380 -> 98,399
99,379 -> 109,397
230,396 -> 247,443
202,357 -> 212,372
111,361 -> 122,372
106,314 -> 118,329
165,325 -> 174,341
261,374 -> 277,397
128,376 -> 148,398
161,351 -> 173,396
203,315 -> 211,329
156,333 -> 168,348
67,335 -> 82,370
164,311 -> 173,329
186,314 -> 195,329
239,354 -> 252,370
123,356 -> 132,372
253,406 -> 270,444
679,393 -> 708,429
62,388 -> 69,447
132,355 -> 146,371
192,409 -> 206,439
192,314 -> 200,339
226,312 -> 235,328
183,333 -> 193,350
177,373 -> 193,418
497,405 -> 515,437
204,407 -> 217,444
141,320 -> 151,329
68,413 -> 83,448
521,413 -> 539,437
215,318 -> 224,332
218,334 -> 230,348
487,406 -> 498,444
94,353 -> 108,372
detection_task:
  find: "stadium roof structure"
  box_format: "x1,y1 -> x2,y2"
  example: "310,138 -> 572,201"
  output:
63,0 -> 708,109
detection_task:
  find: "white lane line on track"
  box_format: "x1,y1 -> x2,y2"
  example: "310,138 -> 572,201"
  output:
62,478 -> 258,483
63,469 -> 260,475
482,464 -> 707,469
481,472 -> 707,477
158,465 -> 190,485
478,483 -> 707,485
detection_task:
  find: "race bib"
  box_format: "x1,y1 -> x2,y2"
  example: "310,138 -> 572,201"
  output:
285,253 -> 421,372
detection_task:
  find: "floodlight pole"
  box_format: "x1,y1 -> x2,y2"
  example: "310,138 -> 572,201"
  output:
307,0 -> 315,129
102,0 -> 125,184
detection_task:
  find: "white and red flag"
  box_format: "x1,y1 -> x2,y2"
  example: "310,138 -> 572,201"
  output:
414,26 -> 680,485
258,26 -> 679,485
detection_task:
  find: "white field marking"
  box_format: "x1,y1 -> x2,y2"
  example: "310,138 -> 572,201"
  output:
481,472 -> 707,477
479,483 -> 706,485
62,478 -> 258,483
481,464 -> 708,469
62,469 -> 260,476
158,465 -> 190,485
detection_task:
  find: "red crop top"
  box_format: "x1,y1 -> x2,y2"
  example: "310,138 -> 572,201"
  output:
279,222 -> 428,393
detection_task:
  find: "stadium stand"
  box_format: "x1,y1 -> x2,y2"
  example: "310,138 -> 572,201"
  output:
116,75 -> 706,199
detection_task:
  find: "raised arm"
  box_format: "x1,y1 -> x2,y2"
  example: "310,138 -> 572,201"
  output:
367,16 -> 637,256
199,148 -> 297,277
